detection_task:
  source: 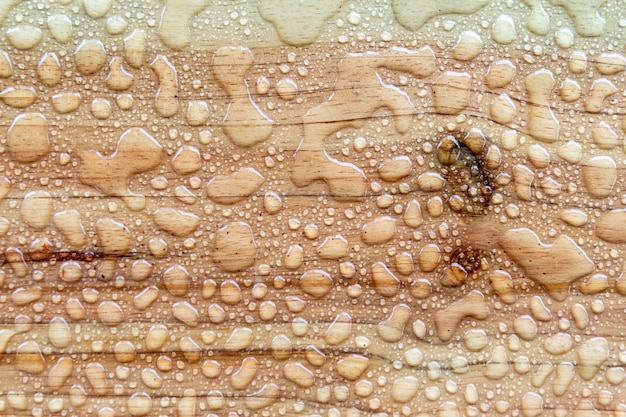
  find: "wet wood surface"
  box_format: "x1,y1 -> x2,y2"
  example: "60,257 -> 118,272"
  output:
0,1 -> 626,417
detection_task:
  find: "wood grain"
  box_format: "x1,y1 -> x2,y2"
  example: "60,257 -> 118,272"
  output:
0,1 -> 625,416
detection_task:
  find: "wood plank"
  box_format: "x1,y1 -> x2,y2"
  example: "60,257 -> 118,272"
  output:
0,1 -> 625,416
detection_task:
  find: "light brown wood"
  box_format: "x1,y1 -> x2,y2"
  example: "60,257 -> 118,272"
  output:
0,1 -> 626,416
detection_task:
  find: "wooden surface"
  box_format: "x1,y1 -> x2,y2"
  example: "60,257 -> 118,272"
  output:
0,0 -> 626,416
